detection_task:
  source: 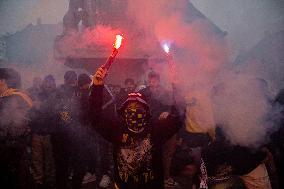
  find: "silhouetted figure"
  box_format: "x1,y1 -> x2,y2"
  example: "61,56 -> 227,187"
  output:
0,68 -> 33,189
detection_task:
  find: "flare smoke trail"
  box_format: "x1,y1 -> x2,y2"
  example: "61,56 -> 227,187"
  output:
127,0 -> 282,147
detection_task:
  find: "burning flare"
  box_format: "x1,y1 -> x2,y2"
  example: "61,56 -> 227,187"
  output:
114,35 -> 123,49
163,44 -> 170,54
101,34 -> 124,71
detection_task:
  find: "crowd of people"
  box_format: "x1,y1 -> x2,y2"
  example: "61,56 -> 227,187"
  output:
0,66 -> 284,189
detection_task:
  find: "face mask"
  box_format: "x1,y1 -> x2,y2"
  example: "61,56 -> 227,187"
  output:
123,107 -> 147,133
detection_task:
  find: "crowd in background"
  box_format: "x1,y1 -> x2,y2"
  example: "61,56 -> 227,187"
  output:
0,67 -> 284,189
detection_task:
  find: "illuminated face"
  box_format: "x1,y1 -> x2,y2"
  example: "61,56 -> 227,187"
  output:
123,101 -> 148,133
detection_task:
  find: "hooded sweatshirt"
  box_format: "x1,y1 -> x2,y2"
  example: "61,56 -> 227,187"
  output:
89,85 -> 182,189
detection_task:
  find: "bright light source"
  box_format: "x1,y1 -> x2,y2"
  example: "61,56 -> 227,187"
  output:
114,35 -> 123,49
163,44 -> 170,54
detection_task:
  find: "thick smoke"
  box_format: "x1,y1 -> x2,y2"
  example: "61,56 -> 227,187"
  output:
212,71 -> 279,147
57,25 -> 122,58
127,0 -> 281,147
0,0 -> 283,147
128,0 -> 227,86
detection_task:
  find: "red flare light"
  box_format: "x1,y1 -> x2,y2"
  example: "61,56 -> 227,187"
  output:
101,34 -> 124,71
114,35 -> 123,49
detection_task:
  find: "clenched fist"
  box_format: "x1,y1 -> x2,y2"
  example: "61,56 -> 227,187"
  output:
92,67 -> 107,85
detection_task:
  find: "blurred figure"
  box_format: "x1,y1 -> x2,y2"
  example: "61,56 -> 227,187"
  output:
30,75 -> 57,189
170,144 -> 199,189
270,86 -> 284,188
67,73 -> 96,189
77,73 -> 95,185
139,71 -> 178,188
201,127 -> 271,189
78,73 -> 91,123
175,92 -> 216,188
51,70 -> 80,189
139,71 -> 171,119
0,68 -> 33,189
78,74 -> 113,188
27,77 -> 42,100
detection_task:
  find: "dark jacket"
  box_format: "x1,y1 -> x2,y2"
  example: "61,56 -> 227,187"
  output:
139,86 -> 172,120
29,89 -> 58,135
53,84 -> 81,135
89,85 -> 182,189
78,88 -> 91,126
201,140 -> 266,184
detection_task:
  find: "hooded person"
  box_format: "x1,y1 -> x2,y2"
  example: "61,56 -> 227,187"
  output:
89,67 -> 182,189
0,68 -> 33,189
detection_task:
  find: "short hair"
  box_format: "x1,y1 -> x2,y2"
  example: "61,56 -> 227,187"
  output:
78,73 -> 91,87
0,68 -> 21,88
43,74 -> 56,84
124,78 -> 135,85
148,71 -> 160,81
64,70 -> 77,84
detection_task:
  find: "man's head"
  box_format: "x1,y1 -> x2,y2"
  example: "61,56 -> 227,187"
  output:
119,92 -> 150,133
42,75 -> 56,93
0,68 -> 21,93
124,78 -> 135,92
147,71 -> 160,89
78,73 -> 91,90
64,70 -> 77,86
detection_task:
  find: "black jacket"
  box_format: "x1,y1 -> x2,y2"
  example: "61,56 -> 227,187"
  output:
53,84 -> 81,134
201,140 -> 266,183
89,85 -> 182,189
29,89 -> 57,135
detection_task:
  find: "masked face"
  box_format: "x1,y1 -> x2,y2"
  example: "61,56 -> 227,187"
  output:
123,101 -> 148,133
